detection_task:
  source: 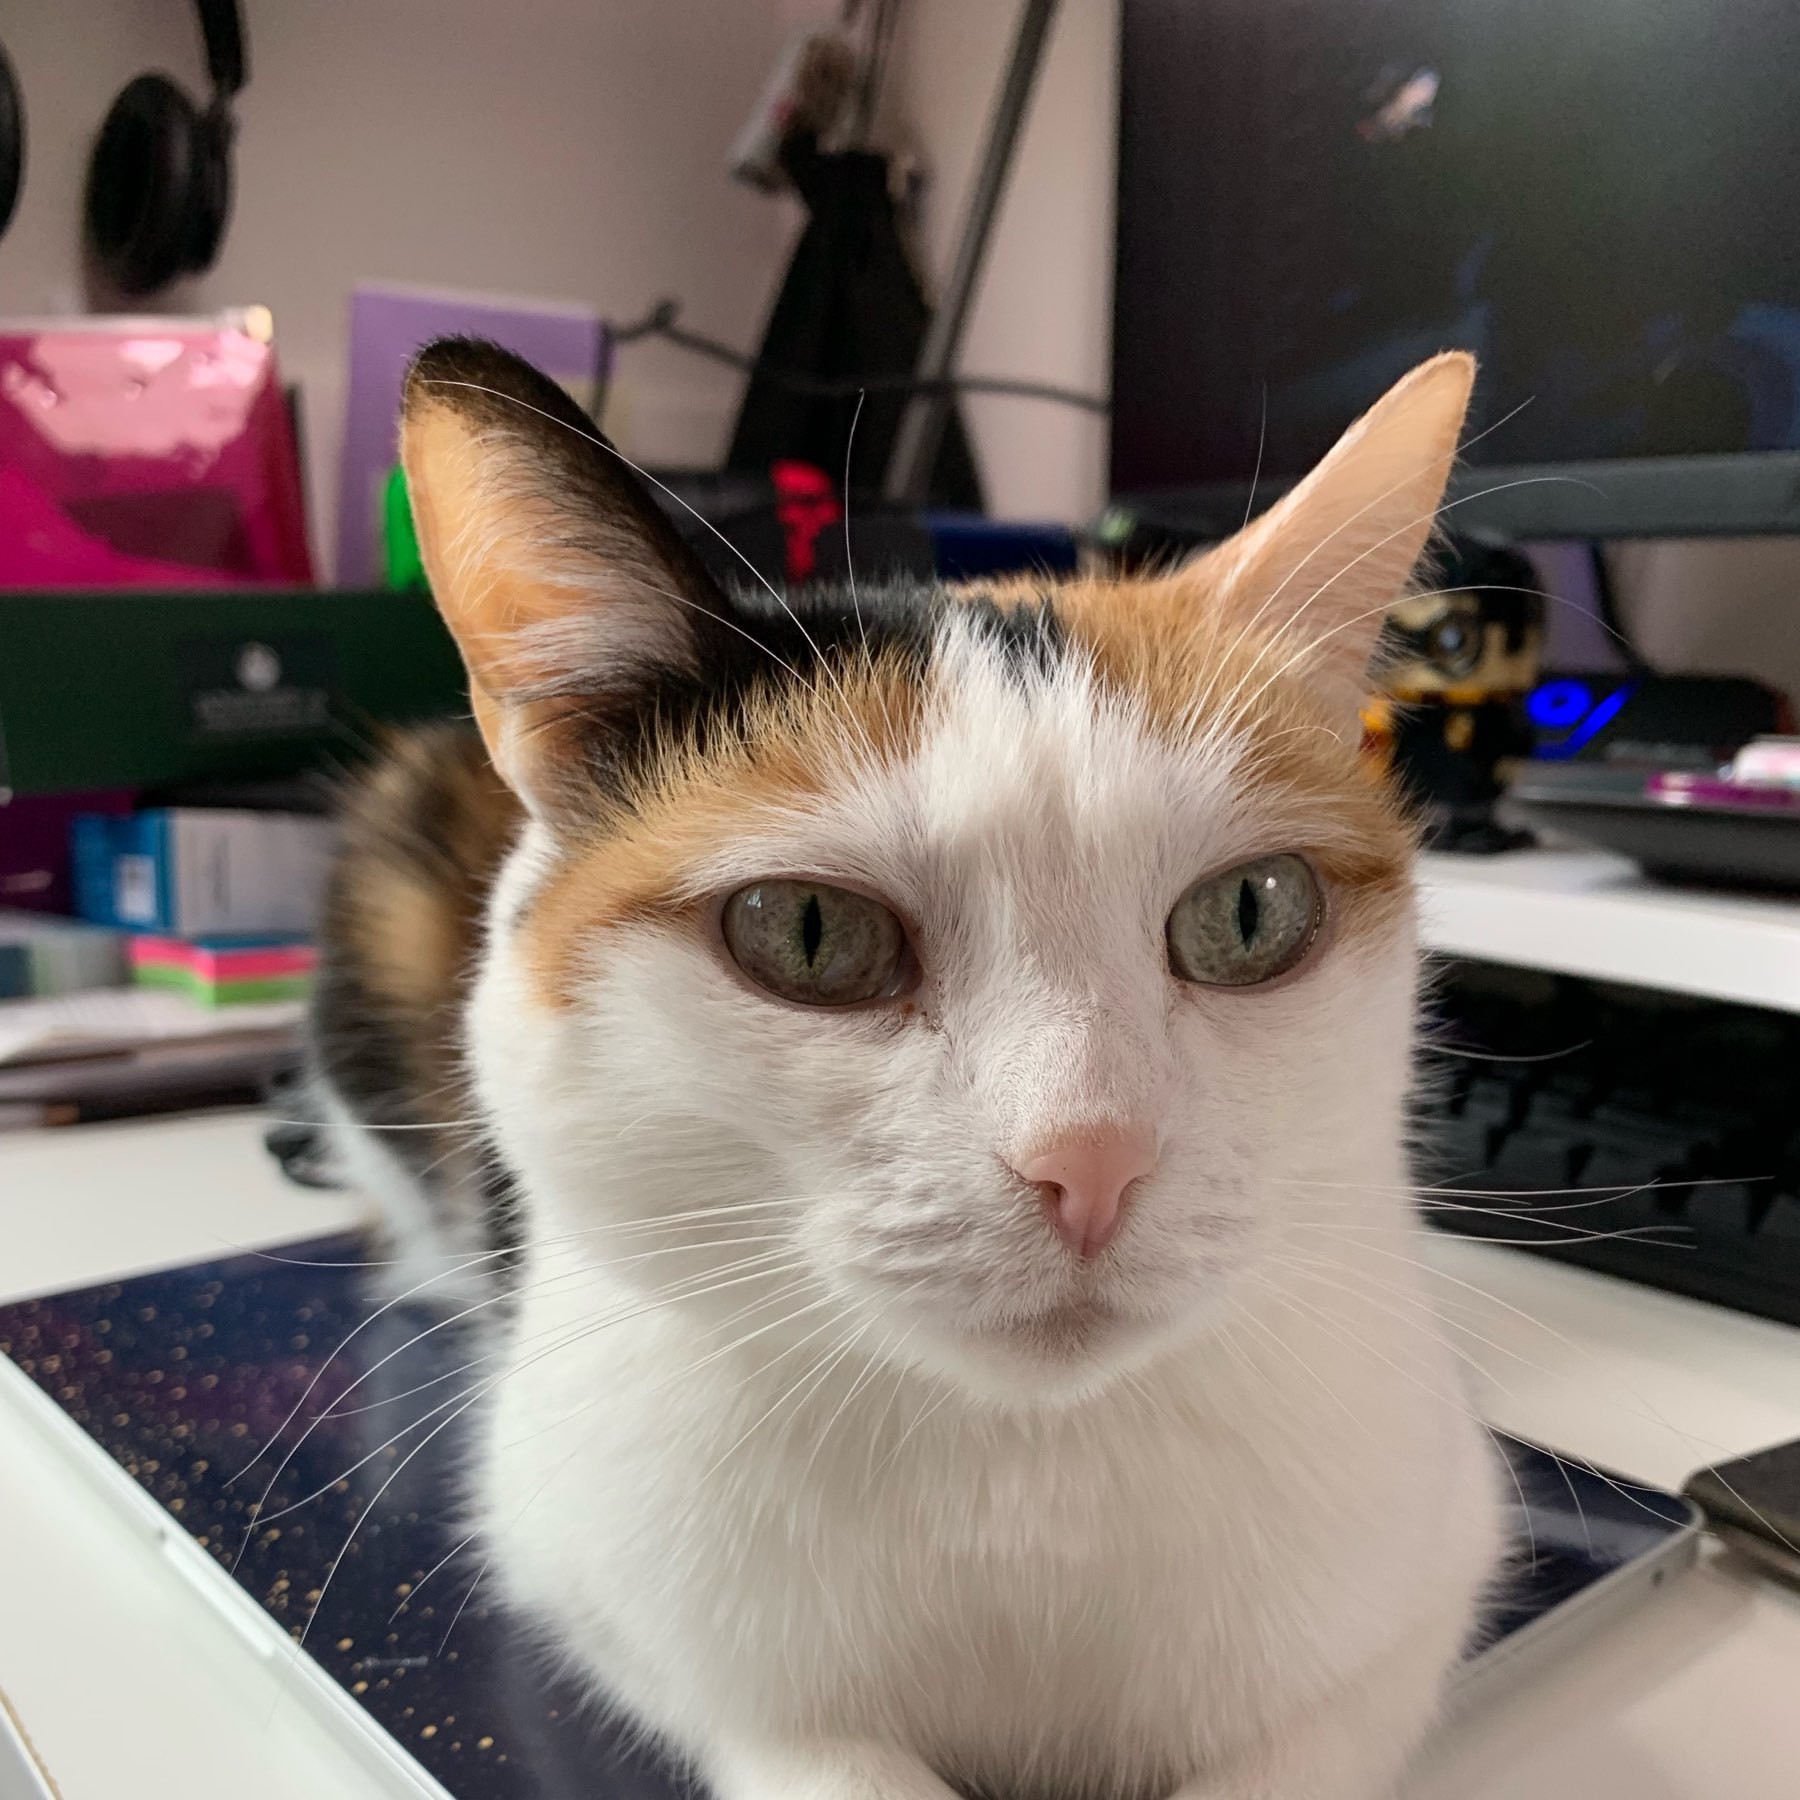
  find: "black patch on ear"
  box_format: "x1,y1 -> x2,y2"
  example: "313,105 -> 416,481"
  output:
405,336 -> 728,639
407,339 -> 1071,812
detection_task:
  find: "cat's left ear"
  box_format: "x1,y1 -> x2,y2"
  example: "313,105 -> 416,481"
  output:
401,337 -> 732,817
1202,352 -> 1476,708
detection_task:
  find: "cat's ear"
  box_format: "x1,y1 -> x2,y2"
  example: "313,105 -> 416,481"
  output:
1204,352 -> 1475,709
400,337 -> 728,816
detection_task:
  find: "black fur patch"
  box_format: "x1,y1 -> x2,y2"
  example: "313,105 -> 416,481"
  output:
563,577 -> 1065,805
962,592 -> 1065,682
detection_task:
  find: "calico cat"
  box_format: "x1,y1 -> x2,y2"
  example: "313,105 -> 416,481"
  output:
307,338 -> 1503,1800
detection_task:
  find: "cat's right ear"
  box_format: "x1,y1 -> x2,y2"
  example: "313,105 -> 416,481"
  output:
401,337 -> 728,817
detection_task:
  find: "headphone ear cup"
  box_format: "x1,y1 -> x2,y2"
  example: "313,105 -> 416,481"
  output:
0,41 -> 23,243
85,71 -> 205,295
182,103 -> 234,275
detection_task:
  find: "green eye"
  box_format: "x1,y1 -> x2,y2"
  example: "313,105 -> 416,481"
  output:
1166,854 -> 1321,987
722,880 -> 906,1006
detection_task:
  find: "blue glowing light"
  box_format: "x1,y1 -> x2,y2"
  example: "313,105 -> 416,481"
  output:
1527,679 -> 1593,729
1530,682 -> 1634,760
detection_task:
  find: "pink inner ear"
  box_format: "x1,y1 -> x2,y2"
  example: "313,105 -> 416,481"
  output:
1207,353 -> 1476,700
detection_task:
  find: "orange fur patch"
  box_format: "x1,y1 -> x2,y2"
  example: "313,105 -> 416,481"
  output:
331,725 -> 521,1018
519,654 -> 923,1007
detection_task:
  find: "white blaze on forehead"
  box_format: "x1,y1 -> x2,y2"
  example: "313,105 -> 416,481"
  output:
650,610 -> 1252,929
638,611 -> 1264,1153
906,614 -> 1248,1148
915,611 -> 1245,897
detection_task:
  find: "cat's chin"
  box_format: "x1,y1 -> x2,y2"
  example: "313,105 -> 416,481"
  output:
905,1299 -> 1186,1410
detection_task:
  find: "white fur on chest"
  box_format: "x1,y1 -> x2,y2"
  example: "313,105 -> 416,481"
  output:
475,1232 -> 1498,1795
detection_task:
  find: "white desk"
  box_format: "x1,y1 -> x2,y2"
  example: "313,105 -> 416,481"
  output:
1418,847 -> 1800,1016
1,1112 -> 1797,1799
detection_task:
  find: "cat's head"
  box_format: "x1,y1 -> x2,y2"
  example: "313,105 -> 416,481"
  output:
402,341 -> 1472,1405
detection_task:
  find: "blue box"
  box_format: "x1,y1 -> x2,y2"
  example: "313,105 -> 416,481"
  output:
73,812 -> 174,932
71,809 -> 334,936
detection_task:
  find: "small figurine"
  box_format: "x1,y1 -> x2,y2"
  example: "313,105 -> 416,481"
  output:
1362,536 -> 1544,850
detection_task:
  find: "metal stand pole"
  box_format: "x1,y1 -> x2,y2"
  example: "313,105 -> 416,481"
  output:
881,0 -> 1059,507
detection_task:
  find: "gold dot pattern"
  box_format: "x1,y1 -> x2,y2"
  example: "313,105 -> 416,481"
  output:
0,1231 -> 687,1799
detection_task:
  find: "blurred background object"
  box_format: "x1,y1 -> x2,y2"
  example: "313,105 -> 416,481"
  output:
1362,535 -> 1545,853
0,311 -> 310,586
0,0 -> 1094,1128
82,0 -> 247,300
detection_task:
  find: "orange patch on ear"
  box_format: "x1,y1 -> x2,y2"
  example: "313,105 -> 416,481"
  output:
403,404 -> 566,683
402,399 -> 598,795
514,656 -> 923,1008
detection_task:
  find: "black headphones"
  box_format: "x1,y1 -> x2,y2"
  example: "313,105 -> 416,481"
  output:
84,0 -> 249,296
0,40 -> 22,244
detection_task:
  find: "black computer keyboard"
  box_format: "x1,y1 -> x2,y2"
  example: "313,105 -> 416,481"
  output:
1416,959 -> 1800,1328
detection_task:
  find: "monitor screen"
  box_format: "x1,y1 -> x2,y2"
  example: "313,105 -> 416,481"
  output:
1112,0 -> 1800,516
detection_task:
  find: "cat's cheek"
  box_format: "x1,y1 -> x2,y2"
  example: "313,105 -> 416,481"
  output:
463,935 -> 591,1214
555,924 -> 928,1165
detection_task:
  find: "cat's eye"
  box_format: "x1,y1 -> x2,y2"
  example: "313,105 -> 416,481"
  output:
722,880 -> 907,1006
1166,854 -> 1322,987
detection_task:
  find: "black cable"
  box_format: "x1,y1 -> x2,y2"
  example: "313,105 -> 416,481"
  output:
604,296 -> 1108,413
863,0 -> 902,140
850,0 -> 879,142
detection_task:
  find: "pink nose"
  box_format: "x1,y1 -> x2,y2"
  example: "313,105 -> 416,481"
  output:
1015,1130 -> 1158,1258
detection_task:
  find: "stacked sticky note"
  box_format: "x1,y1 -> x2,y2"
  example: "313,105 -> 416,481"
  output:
128,936 -> 316,1007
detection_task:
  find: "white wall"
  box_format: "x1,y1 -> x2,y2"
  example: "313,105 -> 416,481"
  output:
0,0 -> 796,574
881,0 -> 1116,525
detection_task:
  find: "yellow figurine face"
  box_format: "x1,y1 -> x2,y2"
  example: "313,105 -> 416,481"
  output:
1380,590 -> 1541,702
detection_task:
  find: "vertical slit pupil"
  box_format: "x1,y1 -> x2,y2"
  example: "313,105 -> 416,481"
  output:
801,893 -> 824,964
1236,878 -> 1259,947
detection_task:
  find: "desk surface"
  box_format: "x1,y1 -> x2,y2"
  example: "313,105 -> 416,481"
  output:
1,1112 -> 1797,1800
1418,846 -> 1800,1016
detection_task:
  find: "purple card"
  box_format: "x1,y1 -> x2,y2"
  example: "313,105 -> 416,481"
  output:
334,284 -> 608,585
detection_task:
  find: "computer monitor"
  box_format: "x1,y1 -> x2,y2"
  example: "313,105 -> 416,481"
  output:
1111,0 -> 1800,539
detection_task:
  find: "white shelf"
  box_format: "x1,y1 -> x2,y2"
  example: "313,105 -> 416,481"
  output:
1417,847 -> 1800,1014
